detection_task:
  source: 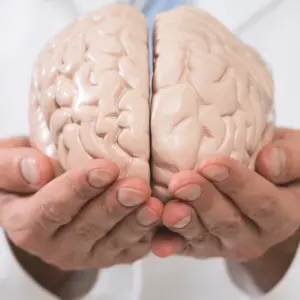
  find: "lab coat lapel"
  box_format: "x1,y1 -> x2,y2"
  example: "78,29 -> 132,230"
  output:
193,0 -> 279,32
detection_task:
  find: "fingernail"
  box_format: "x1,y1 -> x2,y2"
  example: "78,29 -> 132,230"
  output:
20,157 -> 40,184
88,169 -> 115,188
118,188 -> 146,207
136,207 -> 158,226
175,184 -> 201,201
173,215 -> 191,229
201,165 -> 229,182
270,148 -> 286,177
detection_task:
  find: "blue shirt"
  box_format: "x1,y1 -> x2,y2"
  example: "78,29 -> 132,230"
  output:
143,0 -> 188,26
139,0 -> 190,71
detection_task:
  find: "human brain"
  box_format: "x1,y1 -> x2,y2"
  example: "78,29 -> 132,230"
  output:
29,4 -> 274,201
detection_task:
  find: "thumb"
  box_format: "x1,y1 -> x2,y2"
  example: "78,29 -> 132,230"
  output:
256,134 -> 300,184
0,142 -> 54,193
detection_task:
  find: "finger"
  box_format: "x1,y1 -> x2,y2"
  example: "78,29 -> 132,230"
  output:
162,200 -> 222,255
92,237 -> 152,269
0,136 -> 30,148
169,171 -> 257,242
156,198 -> 217,259
54,177 -> 152,253
90,197 -> 162,262
103,196 -> 162,244
151,229 -> 184,258
114,240 -> 152,265
4,160 -> 120,250
163,200 -> 204,240
273,127 -> 298,141
199,156 -> 292,233
170,172 -> 265,259
0,147 -> 54,193
257,133 -> 300,184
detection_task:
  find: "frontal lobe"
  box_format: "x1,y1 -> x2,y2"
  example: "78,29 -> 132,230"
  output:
29,4 -> 150,181
151,6 -> 275,201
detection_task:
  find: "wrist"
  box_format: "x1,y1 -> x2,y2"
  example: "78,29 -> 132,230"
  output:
238,229 -> 300,292
7,237 -> 73,297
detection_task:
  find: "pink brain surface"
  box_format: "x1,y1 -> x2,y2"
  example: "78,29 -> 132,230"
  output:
151,6 -> 274,200
29,5 -> 275,200
29,4 -> 151,181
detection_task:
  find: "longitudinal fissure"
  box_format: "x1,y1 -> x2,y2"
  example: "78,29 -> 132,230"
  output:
29,4 -> 274,202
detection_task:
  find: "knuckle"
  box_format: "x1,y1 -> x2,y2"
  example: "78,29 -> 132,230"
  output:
208,217 -> 242,238
181,243 -> 194,256
179,226 -> 201,241
98,196 -> 128,224
66,174 -> 91,201
138,234 -> 151,245
123,220 -> 145,243
190,231 -> 210,244
226,176 -> 249,196
248,196 -> 278,220
103,195 -> 126,218
100,199 -> 117,219
105,236 -> 124,251
39,202 -> 71,227
75,220 -> 104,241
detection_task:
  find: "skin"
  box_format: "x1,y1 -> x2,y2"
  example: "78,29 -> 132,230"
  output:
152,128 -> 300,292
0,137 -> 163,296
1,128 -> 300,296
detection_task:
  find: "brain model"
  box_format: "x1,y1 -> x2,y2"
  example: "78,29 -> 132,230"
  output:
29,5 -> 274,201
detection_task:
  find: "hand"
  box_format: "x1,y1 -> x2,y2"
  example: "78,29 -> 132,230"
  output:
152,128 -> 300,262
0,138 -> 162,272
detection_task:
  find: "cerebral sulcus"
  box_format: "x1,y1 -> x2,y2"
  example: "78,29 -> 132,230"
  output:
29,5 -> 274,202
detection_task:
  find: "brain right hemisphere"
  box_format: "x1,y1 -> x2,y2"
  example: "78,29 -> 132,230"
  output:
29,5 -> 274,202
151,7 -> 274,200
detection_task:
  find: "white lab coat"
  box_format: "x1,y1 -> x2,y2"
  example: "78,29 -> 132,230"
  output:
1,0 -> 300,299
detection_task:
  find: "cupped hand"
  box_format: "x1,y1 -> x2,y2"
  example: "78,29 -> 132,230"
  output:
0,137 -> 162,270
152,128 -> 300,261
